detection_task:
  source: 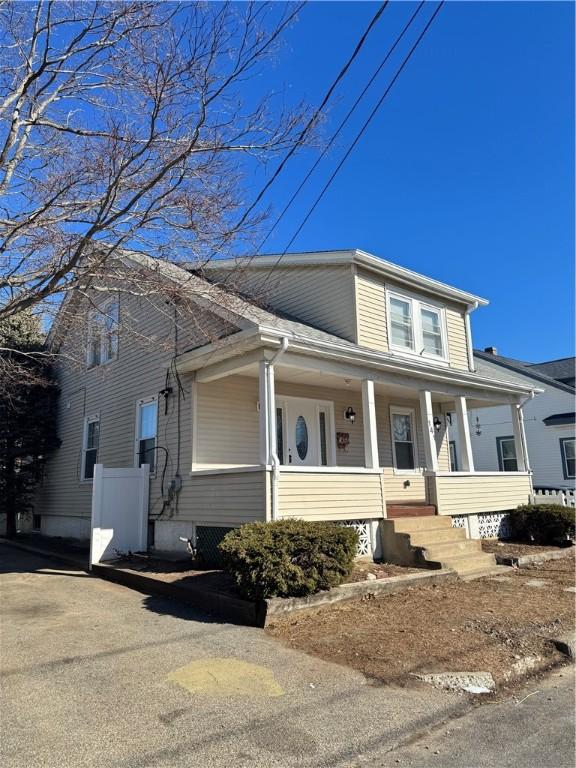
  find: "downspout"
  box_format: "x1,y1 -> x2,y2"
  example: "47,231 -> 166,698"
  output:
517,390 -> 534,477
465,302 -> 478,372
268,337 -> 290,521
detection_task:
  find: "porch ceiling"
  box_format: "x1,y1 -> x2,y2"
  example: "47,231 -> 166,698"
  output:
210,361 -> 509,407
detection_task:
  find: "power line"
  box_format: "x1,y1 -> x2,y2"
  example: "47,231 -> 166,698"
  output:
215,1 -> 389,257
218,0 -> 426,287
259,1 -> 445,291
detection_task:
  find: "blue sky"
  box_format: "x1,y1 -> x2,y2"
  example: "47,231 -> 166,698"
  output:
243,1 -> 574,363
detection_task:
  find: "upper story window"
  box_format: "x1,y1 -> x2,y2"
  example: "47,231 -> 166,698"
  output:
387,290 -> 447,362
560,438 -> 575,479
87,298 -> 119,367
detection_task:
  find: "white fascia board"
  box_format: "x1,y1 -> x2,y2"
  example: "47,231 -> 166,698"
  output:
203,248 -> 488,309
180,324 -> 541,399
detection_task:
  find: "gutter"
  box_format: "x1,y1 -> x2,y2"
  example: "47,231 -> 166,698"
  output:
267,337 -> 289,521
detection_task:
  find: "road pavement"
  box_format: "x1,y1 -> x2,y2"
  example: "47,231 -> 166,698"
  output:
1,544 -> 573,768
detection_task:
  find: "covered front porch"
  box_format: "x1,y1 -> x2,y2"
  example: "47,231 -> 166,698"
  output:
177,333 -> 534,543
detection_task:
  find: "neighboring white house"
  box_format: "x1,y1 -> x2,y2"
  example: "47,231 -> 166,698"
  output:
448,349 -> 575,491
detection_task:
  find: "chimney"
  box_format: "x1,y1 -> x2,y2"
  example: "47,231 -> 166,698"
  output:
484,346 -> 498,355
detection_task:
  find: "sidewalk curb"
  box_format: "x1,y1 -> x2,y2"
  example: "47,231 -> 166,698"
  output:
494,547 -> 574,568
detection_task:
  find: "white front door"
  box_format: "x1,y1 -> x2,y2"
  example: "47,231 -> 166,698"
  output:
286,399 -> 319,466
277,396 -> 335,467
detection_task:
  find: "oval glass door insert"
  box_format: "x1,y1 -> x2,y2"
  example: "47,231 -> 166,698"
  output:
295,415 -> 309,460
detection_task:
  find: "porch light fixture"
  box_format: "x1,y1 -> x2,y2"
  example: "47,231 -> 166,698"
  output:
475,416 -> 482,436
433,416 -> 442,432
344,406 -> 356,424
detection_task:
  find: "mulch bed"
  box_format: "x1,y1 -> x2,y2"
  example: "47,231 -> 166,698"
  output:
266,551 -> 575,690
481,540 -> 568,558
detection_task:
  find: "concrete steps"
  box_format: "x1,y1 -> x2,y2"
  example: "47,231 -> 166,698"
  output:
381,515 -> 498,577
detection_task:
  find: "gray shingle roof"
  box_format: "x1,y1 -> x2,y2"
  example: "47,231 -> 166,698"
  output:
474,350 -> 575,394
526,357 -> 575,383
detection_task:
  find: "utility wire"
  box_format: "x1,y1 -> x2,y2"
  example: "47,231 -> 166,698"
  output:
258,1 -> 445,291
214,1 -> 389,257
220,0 -> 425,285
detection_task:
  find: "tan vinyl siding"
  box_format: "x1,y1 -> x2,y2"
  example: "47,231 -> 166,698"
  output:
433,473 -> 532,515
277,471 -> 385,520
445,308 -> 469,370
213,265 -> 357,341
355,271 -> 387,351
353,268 -> 471,372
36,292 -> 239,530
178,471 -> 267,525
195,376 -> 260,466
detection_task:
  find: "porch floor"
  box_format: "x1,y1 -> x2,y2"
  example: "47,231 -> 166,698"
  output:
386,504 -> 436,518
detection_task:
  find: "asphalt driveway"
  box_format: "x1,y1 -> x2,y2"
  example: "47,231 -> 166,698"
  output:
0,545 -> 573,768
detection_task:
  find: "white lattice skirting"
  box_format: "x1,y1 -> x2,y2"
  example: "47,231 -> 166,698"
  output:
451,515 -> 467,529
478,512 -> 511,539
339,520 -> 372,556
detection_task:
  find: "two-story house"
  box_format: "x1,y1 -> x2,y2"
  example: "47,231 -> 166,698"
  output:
36,249 -> 538,573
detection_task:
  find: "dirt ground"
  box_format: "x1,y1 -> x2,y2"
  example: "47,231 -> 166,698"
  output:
347,560 -> 420,582
267,551 -> 575,690
482,540 -> 569,557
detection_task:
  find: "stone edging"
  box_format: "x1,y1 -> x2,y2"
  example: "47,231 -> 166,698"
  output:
494,547 -> 574,568
262,569 -> 457,624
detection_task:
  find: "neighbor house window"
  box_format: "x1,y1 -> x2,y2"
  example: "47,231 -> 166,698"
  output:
390,407 -> 417,471
82,415 -> 100,480
87,298 -> 119,367
496,436 -> 518,472
136,397 -> 158,472
387,291 -> 447,361
560,438 -> 575,479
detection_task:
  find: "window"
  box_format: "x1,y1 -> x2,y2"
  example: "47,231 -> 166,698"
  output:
449,440 -> 458,472
87,299 -> 119,367
136,397 -> 158,472
82,415 -> 100,480
390,407 -> 417,471
276,406 -> 284,464
387,291 -> 447,361
390,297 -> 414,350
560,438 -> 575,479
496,436 -> 518,472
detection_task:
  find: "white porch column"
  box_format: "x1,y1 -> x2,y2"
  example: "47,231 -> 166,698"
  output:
362,379 -> 379,469
259,360 -> 270,465
455,396 -> 474,472
419,390 -> 439,472
510,403 -> 527,471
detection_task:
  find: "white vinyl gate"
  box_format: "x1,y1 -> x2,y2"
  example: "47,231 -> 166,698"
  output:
90,464 -> 150,566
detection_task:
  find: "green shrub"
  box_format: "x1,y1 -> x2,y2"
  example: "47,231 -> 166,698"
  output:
508,504 -> 576,545
218,519 -> 359,600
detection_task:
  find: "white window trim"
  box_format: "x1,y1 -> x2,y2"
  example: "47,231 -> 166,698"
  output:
81,413 -> 100,482
134,395 -> 158,475
496,435 -> 518,472
560,437 -> 575,480
86,297 -> 119,369
390,405 -> 420,474
276,395 -> 337,467
386,288 -> 449,364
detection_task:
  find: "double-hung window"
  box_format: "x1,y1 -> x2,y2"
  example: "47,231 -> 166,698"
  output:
387,291 -> 447,362
560,438 -> 575,479
87,298 -> 119,367
136,397 -> 158,473
82,415 -> 100,480
390,407 -> 417,471
496,436 -> 518,472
